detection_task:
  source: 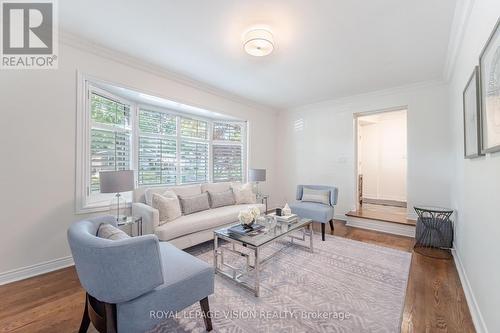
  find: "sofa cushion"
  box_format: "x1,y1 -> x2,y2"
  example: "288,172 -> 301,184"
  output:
301,188 -> 330,205
151,192 -> 181,225
179,192 -> 210,215
155,203 -> 265,241
231,183 -> 256,204
208,189 -> 235,208
97,223 -> 130,240
289,201 -> 334,223
201,182 -> 231,193
143,185 -> 202,206
144,187 -> 170,206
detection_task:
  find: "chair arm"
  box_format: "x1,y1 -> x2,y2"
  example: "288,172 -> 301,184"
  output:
132,203 -> 159,235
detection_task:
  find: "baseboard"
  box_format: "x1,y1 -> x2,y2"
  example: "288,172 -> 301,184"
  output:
0,256 -> 74,286
452,249 -> 488,333
345,216 -> 415,237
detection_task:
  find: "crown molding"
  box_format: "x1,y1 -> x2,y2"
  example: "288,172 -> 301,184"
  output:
443,0 -> 475,82
287,79 -> 446,112
59,31 -> 280,115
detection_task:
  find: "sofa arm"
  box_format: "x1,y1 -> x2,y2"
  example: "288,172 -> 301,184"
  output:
132,203 -> 159,235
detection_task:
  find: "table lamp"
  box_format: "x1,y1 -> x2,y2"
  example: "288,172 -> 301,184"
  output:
249,168 -> 266,196
99,170 -> 134,222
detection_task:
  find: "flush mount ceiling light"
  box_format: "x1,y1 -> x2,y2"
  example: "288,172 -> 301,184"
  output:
243,28 -> 274,57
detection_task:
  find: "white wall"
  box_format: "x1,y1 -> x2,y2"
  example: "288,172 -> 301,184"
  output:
449,1 -> 500,332
0,39 -> 279,278
358,111 -> 407,202
359,122 -> 380,199
276,83 -> 452,219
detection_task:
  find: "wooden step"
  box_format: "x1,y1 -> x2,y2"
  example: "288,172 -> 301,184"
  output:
346,209 -> 416,226
345,206 -> 416,237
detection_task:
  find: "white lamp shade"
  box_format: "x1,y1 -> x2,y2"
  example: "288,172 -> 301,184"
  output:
244,29 -> 274,56
249,169 -> 266,182
99,170 -> 134,193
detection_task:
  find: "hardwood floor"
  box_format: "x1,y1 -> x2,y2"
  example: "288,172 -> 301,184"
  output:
0,221 -> 474,333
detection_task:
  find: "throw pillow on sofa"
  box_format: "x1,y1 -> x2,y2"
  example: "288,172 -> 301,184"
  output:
152,191 -> 182,224
301,188 -> 330,205
208,189 -> 235,208
179,192 -> 210,215
144,187 -> 168,206
97,224 -> 130,240
231,183 -> 257,204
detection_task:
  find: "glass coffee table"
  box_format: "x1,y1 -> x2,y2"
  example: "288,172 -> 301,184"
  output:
213,217 -> 313,297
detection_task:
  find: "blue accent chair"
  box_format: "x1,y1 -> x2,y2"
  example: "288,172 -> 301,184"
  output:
67,216 -> 214,333
289,185 -> 339,241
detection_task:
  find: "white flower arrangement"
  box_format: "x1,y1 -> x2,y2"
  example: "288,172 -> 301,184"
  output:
238,210 -> 254,225
249,206 -> 261,219
238,206 -> 261,226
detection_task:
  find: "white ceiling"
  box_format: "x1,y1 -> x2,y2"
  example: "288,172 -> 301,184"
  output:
60,0 -> 457,109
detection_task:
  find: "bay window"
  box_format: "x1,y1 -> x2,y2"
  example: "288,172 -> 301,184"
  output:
77,82 -> 247,212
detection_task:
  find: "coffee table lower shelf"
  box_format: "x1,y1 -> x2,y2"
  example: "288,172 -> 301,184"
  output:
213,220 -> 313,297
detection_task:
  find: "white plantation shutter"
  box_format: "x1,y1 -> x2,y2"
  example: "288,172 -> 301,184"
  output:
180,117 -> 208,139
138,137 -> 177,185
212,121 -> 244,183
213,145 -> 242,182
90,93 -> 131,194
138,109 -> 177,185
138,109 -> 176,135
179,117 -> 209,183
213,122 -> 243,142
180,140 -> 209,183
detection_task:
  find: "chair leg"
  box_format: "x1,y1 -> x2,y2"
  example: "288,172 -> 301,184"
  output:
321,223 -> 325,241
104,303 -> 117,333
200,297 -> 213,332
329,219 -> 334,234
79,295 -> 91,333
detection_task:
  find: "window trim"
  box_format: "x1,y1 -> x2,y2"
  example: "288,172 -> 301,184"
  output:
76,74 -> 248,214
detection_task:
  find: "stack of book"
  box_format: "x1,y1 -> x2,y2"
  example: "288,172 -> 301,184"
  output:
267,213 -> 299,223
228,224 -> 265,235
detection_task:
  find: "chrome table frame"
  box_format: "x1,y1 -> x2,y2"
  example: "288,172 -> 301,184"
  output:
213,220 -> 313,297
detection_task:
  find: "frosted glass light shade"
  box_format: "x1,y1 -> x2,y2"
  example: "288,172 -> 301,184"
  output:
244,29 -> 274,56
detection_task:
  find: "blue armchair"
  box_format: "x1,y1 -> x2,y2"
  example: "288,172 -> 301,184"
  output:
289,185 -> 339,241
67,216 -> 214,333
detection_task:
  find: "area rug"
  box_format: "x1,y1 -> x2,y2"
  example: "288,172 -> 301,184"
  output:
150,233 -> 412,333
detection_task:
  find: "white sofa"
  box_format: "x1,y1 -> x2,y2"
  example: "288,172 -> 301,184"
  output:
132,182 -> 265,249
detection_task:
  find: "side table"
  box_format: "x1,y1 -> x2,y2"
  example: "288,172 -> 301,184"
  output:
414,206 -> 453,259
117,216 -> 143,236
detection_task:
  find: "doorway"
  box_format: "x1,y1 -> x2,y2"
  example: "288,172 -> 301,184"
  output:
354,108 -> 408,222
